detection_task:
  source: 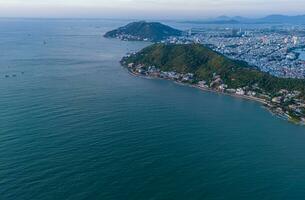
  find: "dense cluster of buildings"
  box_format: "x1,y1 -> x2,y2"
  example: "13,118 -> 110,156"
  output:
165,27 -> 305,79
111,34 -> 150,41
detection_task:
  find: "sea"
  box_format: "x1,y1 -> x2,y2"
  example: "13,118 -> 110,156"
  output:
1,19 -> 305,200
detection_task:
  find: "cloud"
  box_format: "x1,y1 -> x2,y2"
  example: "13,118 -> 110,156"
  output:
0,0 -> 304,18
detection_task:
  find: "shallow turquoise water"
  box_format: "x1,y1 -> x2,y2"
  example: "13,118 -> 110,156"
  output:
1,19 -> 305,200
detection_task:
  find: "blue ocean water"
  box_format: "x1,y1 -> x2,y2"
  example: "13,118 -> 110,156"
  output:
1,19 -> 305,200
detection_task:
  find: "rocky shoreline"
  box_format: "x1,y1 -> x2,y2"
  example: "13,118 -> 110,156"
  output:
125,67 -> 305,126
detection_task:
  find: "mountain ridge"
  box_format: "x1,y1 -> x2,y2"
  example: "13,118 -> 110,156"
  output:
121,43 -> 305,122
104,21 -> 182,42
181,14 -> 305,24
122,43 -> 305,95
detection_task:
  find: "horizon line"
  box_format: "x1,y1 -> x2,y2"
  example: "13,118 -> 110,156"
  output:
0,13 -> 305,21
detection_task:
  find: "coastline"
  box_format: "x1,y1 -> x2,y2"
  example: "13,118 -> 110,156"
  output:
127,69 -> 267,104
126,69 -> 304,126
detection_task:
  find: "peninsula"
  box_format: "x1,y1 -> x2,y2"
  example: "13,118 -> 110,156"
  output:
104,21 -> 182,42
121,43 -> 305,124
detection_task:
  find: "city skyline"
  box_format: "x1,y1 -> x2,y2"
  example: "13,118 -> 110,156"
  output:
0,0 -> 305,19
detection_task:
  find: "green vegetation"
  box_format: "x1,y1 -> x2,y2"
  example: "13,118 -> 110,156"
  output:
104,21 -> 182,42
123,43 -> 305,97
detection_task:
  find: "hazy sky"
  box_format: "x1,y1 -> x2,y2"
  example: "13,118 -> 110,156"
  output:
0,0 -> 305,19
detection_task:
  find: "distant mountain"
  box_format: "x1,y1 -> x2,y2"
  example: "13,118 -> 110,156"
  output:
258,14 -> 305,24
181,14 -> 305,24
184,19 -> 240,24
211,15 -> 250,22
104,21 -> 182,42
231,16 -> 250,21
213,15 -> 232,21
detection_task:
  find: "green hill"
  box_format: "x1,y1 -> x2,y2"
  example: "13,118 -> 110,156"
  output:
122,43 -> 305,96
104,21 -> 182,42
